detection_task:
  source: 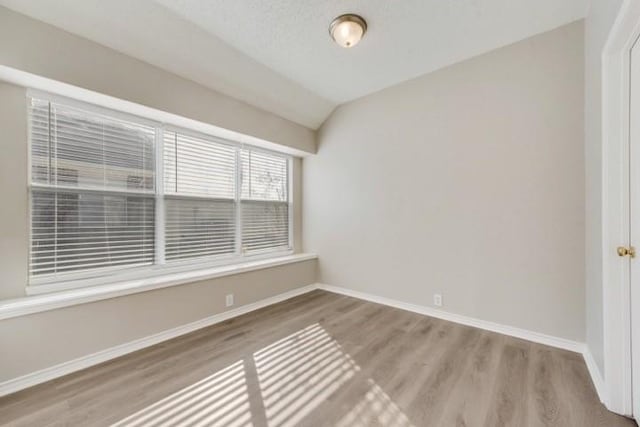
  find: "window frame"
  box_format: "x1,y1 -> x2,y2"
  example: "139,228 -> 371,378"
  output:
26,91 -> 294,295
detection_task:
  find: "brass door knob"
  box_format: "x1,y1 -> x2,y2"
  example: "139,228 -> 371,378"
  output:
617,246 -> 636,258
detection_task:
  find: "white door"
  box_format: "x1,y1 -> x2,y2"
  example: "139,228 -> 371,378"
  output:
629,35 -> 640,419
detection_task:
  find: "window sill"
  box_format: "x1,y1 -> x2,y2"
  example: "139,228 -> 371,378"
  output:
0,253 -> 317,321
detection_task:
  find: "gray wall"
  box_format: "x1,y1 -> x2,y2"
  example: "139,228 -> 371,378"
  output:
304,21 -> 585,341
584,0 -> 625,377
0,6 -> 315,153
0,83 -> 28,301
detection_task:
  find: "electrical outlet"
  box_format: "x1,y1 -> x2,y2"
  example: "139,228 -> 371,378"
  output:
225,294 -> 234,307
433,294 -> 442,307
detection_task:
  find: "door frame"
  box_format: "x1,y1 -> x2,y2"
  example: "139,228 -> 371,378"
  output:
602,0 -> 640,416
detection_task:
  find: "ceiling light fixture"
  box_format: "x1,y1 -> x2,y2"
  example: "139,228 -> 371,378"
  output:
329,14 -> 367,48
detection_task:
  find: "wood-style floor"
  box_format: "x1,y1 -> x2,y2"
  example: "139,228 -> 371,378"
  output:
0,290 -> 635,427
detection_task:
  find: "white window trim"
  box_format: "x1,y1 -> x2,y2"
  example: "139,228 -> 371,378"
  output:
2,253 -> 318,320
27,91 -> 296,294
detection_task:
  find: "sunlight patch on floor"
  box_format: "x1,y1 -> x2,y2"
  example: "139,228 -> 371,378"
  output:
253,323 -> 360,427
111,322 -> 415,426
112,360 -> 253,427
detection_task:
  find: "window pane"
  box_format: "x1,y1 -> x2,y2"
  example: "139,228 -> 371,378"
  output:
165,197 -> 236,261
242,200 -> 289,253
30,189 -> 155,277
241,149 -> 289,253
40,102 -> 155,192
164,131 -> 235,198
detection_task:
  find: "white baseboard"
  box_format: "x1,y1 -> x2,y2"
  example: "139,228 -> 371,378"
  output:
0,284 -> 317,397
316,283 -> 585,353
583,346 -> 607,405
2,282 -> 605,406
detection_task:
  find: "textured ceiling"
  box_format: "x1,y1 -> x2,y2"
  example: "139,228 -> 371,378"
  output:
155,0 -> 588,104
0,0 -> 588,129
0,0 -> 334,129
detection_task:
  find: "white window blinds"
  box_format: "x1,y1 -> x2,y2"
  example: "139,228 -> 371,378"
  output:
240,149 -> 290,253
28,95 -> 293,288
163,131 -> 236,261
30,99 -> 156,278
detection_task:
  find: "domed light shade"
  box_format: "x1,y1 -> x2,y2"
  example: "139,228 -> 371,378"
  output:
329,14 -> 367,48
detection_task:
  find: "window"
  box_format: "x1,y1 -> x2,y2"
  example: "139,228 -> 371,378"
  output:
29,96 -> 292,288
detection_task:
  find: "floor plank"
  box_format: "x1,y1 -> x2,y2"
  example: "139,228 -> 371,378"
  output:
0,290 -> 635,427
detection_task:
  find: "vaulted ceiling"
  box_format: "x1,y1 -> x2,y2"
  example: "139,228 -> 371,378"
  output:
0,0 -> 588,129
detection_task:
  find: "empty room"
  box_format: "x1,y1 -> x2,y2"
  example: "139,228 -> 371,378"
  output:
1,0 -> 640,426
